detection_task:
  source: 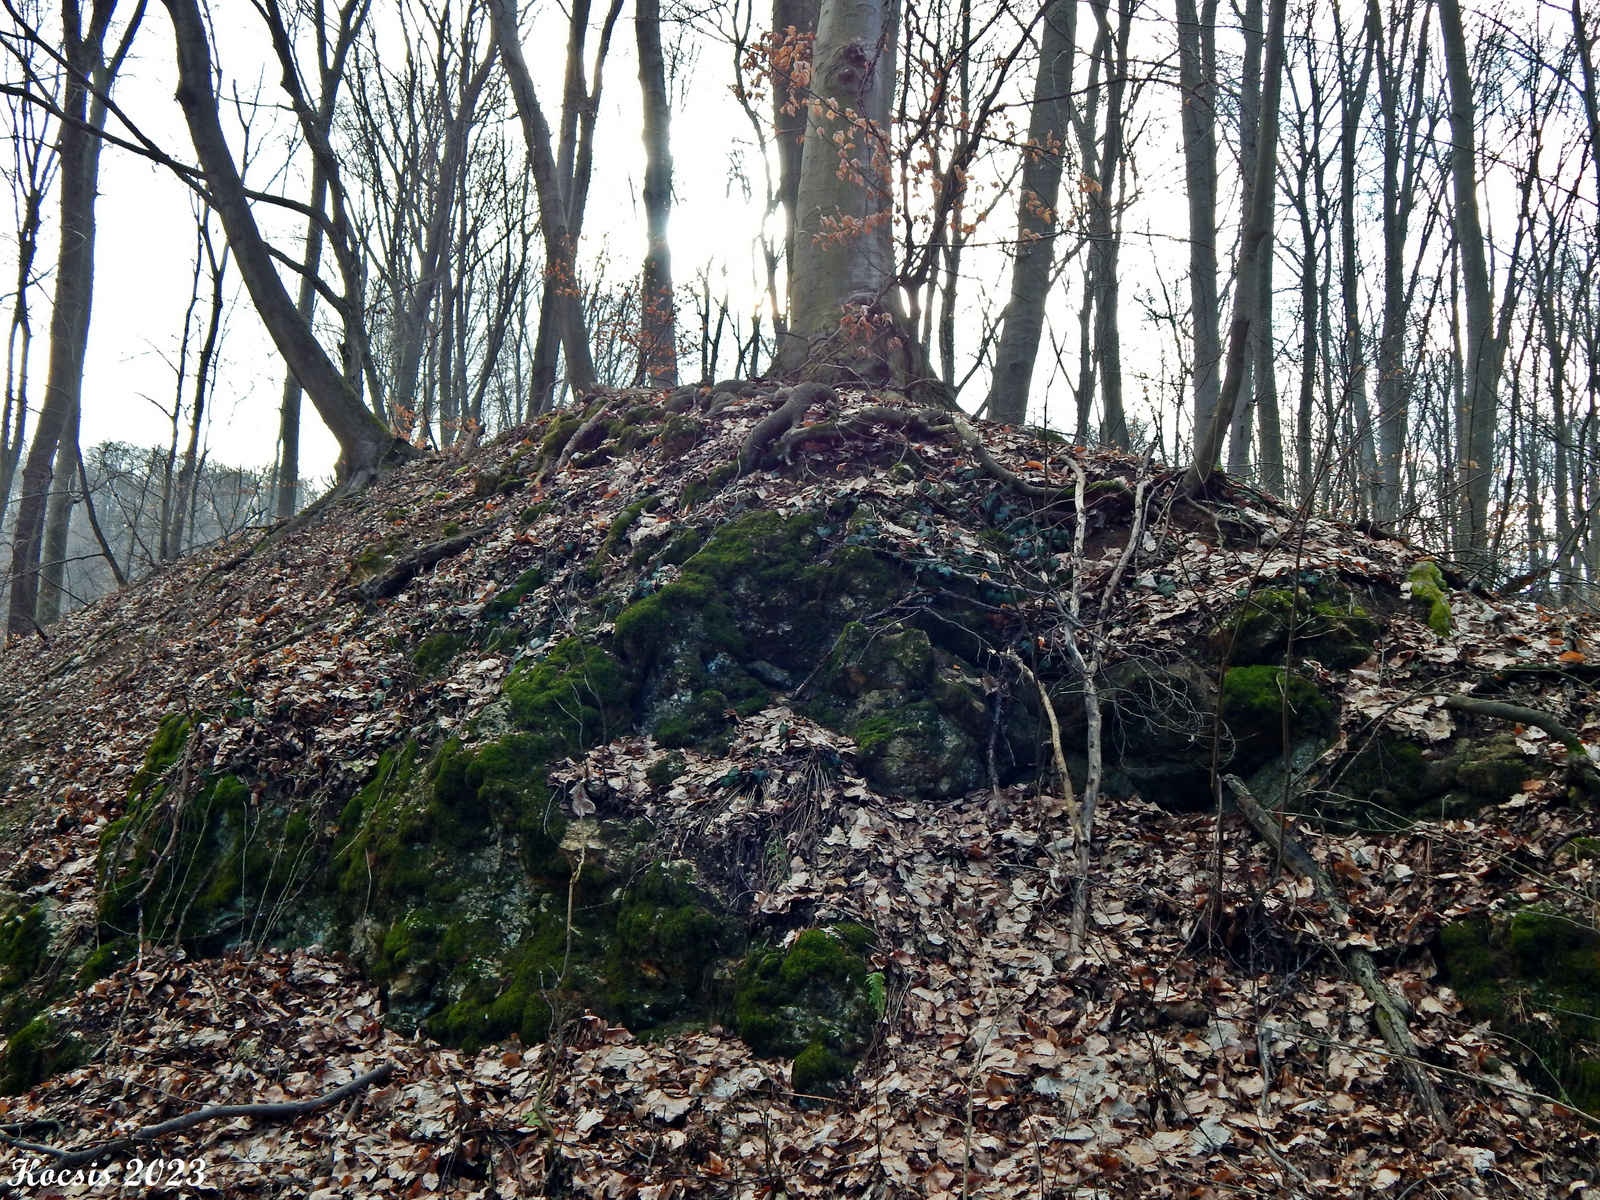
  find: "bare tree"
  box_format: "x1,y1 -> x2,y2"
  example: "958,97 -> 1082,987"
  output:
985,0 -> 1078,426
5,0 -> 140,638
164,0 -> 405,494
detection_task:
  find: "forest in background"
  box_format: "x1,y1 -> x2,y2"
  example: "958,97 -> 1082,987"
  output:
0,0 -> 1595,631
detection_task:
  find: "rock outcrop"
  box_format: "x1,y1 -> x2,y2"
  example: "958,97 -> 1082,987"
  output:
0,385 -> 1595,1194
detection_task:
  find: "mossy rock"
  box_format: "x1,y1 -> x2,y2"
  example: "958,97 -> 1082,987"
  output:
1439,907 -> 1600,1113
413,632 -> 467,674
850,701 -> 983,800
1215,588 -> 1380,670
98,771 -> 318,955
1407,561 -> 1451,636
0,1015 -> 83,1095
613,511 -> 901,750
658,414 -> 705,458
1220,665 -> 1334,771
736,924 -> 877,1096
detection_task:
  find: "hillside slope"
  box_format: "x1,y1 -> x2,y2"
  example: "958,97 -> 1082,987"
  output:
0,384 -> 1596,1196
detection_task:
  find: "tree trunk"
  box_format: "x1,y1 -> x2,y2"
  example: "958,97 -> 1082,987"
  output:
1090,0 -> 1131,448
275,160 -> 326,521
1438,0 -> 1499,576
34,409 -> 79,625
1176,0 -> 1221,448
1183,0 -> 1286,492
774,0 -> 821,290
1227,0 -> 1263,477
985,0 -> 1078,425
637,0 -> 678,385
7,0 -> 120,638
1336,6 -> 1378,514
771,0 -> 906,384
490,0 -> 600,408
163,0 -> 400,489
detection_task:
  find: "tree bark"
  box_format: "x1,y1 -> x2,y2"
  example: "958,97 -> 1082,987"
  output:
985,0 -> 1078,425
490,0 -> 600,409
274,159 -> 325,520
1227,0 -> 1263,478
637,0 -> 678,385
7,0 -> 121,638
163,0 -> 401,489
1438,0 -> 1499,576
773,0 -> 820,297
771,0 -> 904,383
1175,0 -> 1221,447
1336,6 -> 1378,514
1183,0 -> 1286,493
1089,0 -> 1130,448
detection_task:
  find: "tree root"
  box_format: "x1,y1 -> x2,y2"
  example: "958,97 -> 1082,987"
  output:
1225,774 -> 1451,1128
764,399 -> 1073,504
0,1063 -> 395,1168
547,398 -> 618,478
736,383 -> 837,474
346,524 -> 494,602
1441,694 -> 1600,793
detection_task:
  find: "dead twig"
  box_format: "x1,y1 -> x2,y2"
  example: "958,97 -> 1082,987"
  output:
0,1063 -> 396,1168
1224,775 -> 1450,1128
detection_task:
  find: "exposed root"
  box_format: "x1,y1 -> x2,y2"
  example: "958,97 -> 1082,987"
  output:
1440,694 -> 1600,792
344,524 -> 494,603
736,383 -> 837,475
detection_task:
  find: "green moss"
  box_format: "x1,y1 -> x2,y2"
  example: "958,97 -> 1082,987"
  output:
504,639 -> 634,749
736,925 -> 877,1096
1408,561 -> 1452,636
1219,588 -> 1380,670
590,496 -> 661,579
486,569 -> 544,619
413,632 -> 466,674
680,462 -> 737,509
1440,908 -> 1600,1113
128,713 -> 192,797
99,771 -> 319,954
538,414 -> 586,461
0,1016 -> 82,1095
1221,665 -> 1334,767
658,414 -> 705,458
646,753 -> 687,788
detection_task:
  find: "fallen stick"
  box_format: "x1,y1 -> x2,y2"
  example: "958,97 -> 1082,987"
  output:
0,1063 -> 395,1169
1224,775 -> 1450,1128
1440,694 -> 1600,792
347,524 -> 493,602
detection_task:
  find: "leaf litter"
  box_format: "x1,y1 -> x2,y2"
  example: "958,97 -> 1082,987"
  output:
0,385 -> 1596,1195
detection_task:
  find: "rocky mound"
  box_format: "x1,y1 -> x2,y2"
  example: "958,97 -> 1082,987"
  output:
0,384 -> 1596,1195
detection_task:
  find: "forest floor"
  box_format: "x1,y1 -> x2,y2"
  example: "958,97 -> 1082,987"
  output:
0,385 -> 1596,1197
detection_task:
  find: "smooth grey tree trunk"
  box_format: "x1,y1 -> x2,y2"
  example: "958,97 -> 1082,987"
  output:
985,0 -> 1079,425
1175,0 -> 1220,449
490,0 -> 601,409
772,0 -> 902,382
1184,0 -> 1286,492
1089,0 -> 1131,448
1437,0 -> 1500,573
1227,0 -> 1263,477
774,0 -> 821,299
637,0 -> 677,385
1371,0 -> 1429,524
275,161 -> 326,520
1336,7 -> 1378,514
